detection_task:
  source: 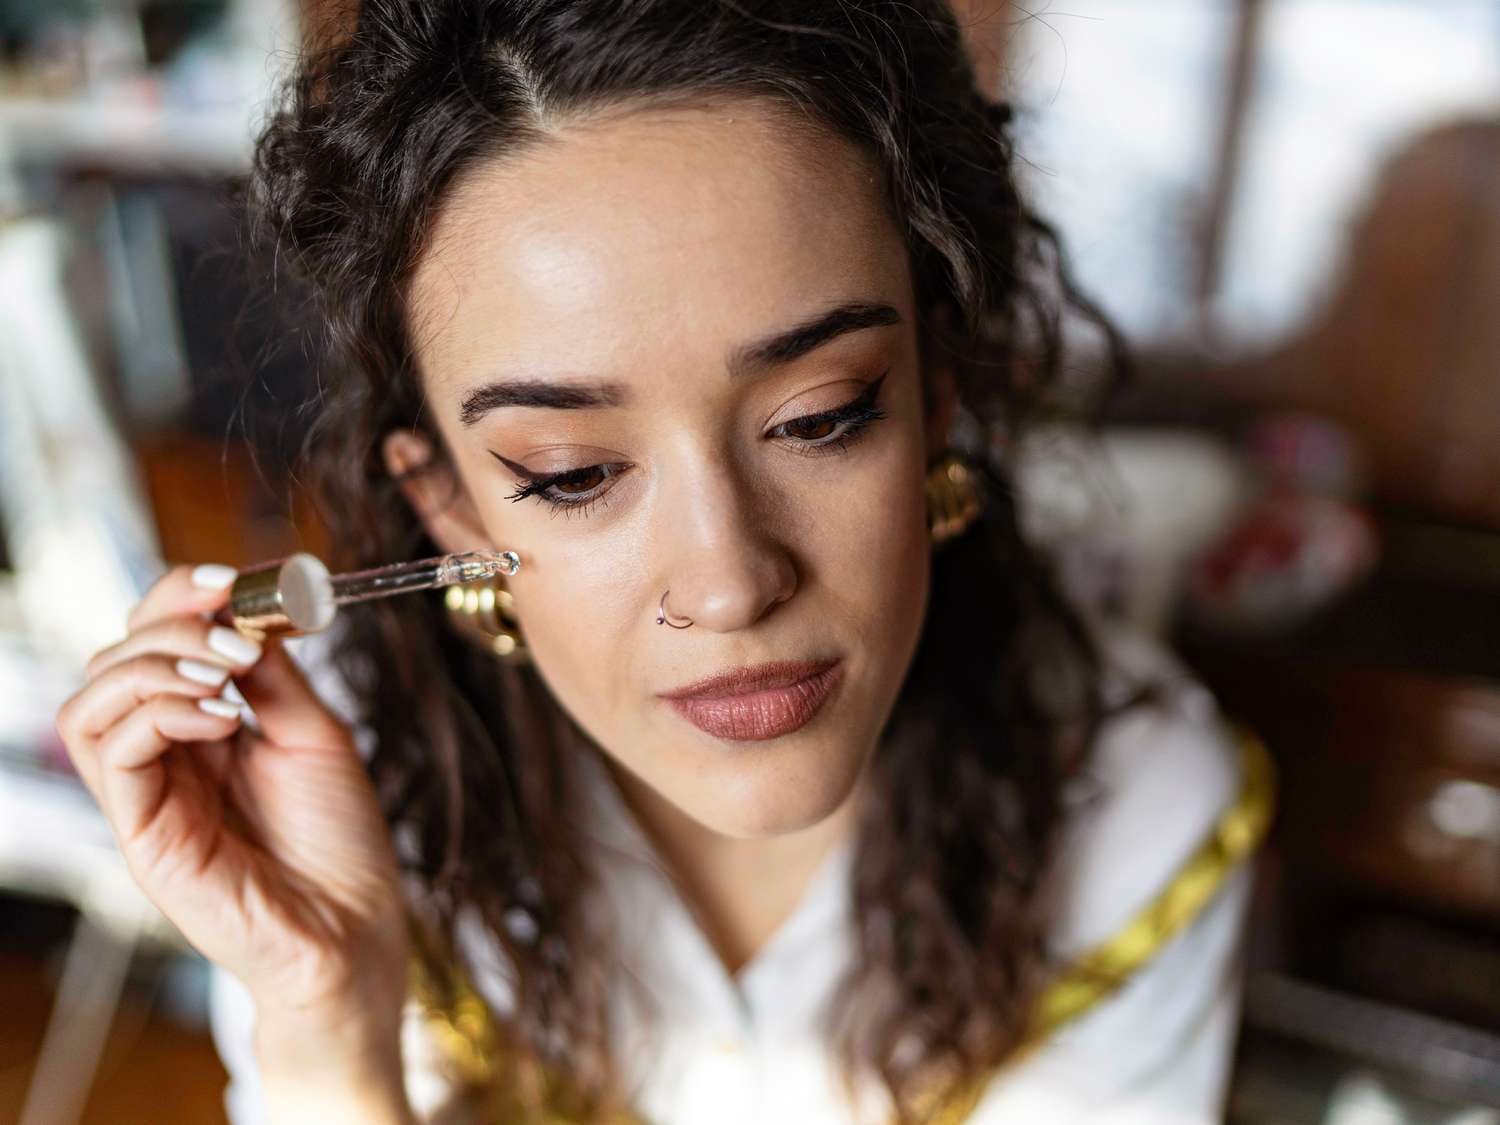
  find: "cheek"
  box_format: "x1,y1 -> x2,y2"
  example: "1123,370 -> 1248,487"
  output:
804,423 -> 930,609
480,525 -> 648,747
485,560 -> 646,819
827,431 -> 932,687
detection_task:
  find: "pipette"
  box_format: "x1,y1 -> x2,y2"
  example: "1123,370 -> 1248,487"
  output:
226,549 -> 521,640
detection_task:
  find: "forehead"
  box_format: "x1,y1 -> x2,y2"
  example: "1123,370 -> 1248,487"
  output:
407,100 -> 907,396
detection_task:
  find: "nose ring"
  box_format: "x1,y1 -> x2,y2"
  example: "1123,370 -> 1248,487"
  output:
656,588 -> 693,628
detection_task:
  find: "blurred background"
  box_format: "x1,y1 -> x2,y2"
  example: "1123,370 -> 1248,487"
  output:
0,1 -> 1497,1122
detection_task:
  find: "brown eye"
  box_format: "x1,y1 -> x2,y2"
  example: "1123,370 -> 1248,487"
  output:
554,466 -> 606,494
499,456 -> 629,517
785,416 -> 839,441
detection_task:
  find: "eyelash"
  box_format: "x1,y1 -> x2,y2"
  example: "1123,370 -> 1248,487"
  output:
499,370 -> 891,519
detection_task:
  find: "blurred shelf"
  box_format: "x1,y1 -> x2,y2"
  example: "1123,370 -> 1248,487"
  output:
1178,506 -> 1500,686
1228,972 -> 1500,1122
0,97 -> 254,175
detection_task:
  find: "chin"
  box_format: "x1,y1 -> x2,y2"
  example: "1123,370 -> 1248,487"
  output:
683,738 -> 869,839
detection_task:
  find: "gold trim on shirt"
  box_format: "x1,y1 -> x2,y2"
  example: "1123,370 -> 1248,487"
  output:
913,722 -> 1276,1123
408,723 -> 1276,1125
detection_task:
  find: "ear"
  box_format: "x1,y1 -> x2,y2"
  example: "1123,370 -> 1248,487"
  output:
381,428 -> 490,553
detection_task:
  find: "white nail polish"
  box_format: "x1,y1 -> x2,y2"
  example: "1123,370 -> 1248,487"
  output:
191,563 -> 238,590
178,657 -> 231,687
197,697 -> 242,719
208,625 -> 263,666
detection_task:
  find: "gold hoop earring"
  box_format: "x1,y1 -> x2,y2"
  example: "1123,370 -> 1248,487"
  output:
443,575 -> 531,664
926,449 -> 983,545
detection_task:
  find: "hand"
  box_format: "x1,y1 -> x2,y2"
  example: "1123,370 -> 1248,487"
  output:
54,562 -> 410,1048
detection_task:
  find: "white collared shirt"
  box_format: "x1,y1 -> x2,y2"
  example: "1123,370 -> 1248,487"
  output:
209,622 -> 1254,1125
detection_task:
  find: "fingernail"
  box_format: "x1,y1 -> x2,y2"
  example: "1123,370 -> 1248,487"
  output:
191,563 -> 238,590
178,657 -> 231,687
197,697 -> 242,719
208,626 -> 263,666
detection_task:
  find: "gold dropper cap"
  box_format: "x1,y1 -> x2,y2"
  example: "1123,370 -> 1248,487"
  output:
228,553 -> 336,642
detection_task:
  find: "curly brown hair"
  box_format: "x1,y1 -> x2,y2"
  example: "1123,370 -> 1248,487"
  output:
239,1 -> 1158,1121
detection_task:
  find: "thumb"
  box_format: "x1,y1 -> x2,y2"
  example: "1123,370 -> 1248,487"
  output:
230,632 -> 353,752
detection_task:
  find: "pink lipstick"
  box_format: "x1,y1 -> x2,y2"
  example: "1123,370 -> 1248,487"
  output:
658,659 -> 844,742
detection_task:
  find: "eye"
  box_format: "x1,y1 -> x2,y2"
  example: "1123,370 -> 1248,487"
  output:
499,461 -> 626,519
770,369 -> 890,458
493,369 -> 891,518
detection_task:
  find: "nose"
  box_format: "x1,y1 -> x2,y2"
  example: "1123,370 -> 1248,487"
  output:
654,458 -> 797,633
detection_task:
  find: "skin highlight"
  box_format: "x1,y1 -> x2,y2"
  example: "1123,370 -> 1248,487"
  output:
380,101 -> 956,975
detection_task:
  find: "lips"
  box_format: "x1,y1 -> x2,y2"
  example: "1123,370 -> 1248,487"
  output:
660,659 -> 844,742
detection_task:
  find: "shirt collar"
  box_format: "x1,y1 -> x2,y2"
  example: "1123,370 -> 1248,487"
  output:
572,743 -> 858,1036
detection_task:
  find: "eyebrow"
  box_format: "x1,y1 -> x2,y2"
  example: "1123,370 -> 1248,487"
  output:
457,299 -> 901,427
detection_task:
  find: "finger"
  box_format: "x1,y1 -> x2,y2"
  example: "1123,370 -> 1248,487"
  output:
95,692 -> 244,842
229,634 -> 351,752
86,614 -> 263,682
63,653 -> 238,752
54,692 -> 108,811
125,562 -> 241,634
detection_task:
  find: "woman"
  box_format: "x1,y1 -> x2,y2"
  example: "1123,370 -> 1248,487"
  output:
54,1 -> 1273,1123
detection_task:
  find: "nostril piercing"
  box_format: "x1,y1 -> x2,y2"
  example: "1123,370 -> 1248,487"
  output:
656,588 -> 693,628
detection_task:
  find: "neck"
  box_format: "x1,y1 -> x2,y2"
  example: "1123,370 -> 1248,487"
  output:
599,755 -> 870,978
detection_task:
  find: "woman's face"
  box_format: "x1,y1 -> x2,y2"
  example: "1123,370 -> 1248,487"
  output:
387,99 -> 953,840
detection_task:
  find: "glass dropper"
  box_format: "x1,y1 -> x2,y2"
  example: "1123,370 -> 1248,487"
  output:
227,549 -> 522,640
329,550 -> 521,605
